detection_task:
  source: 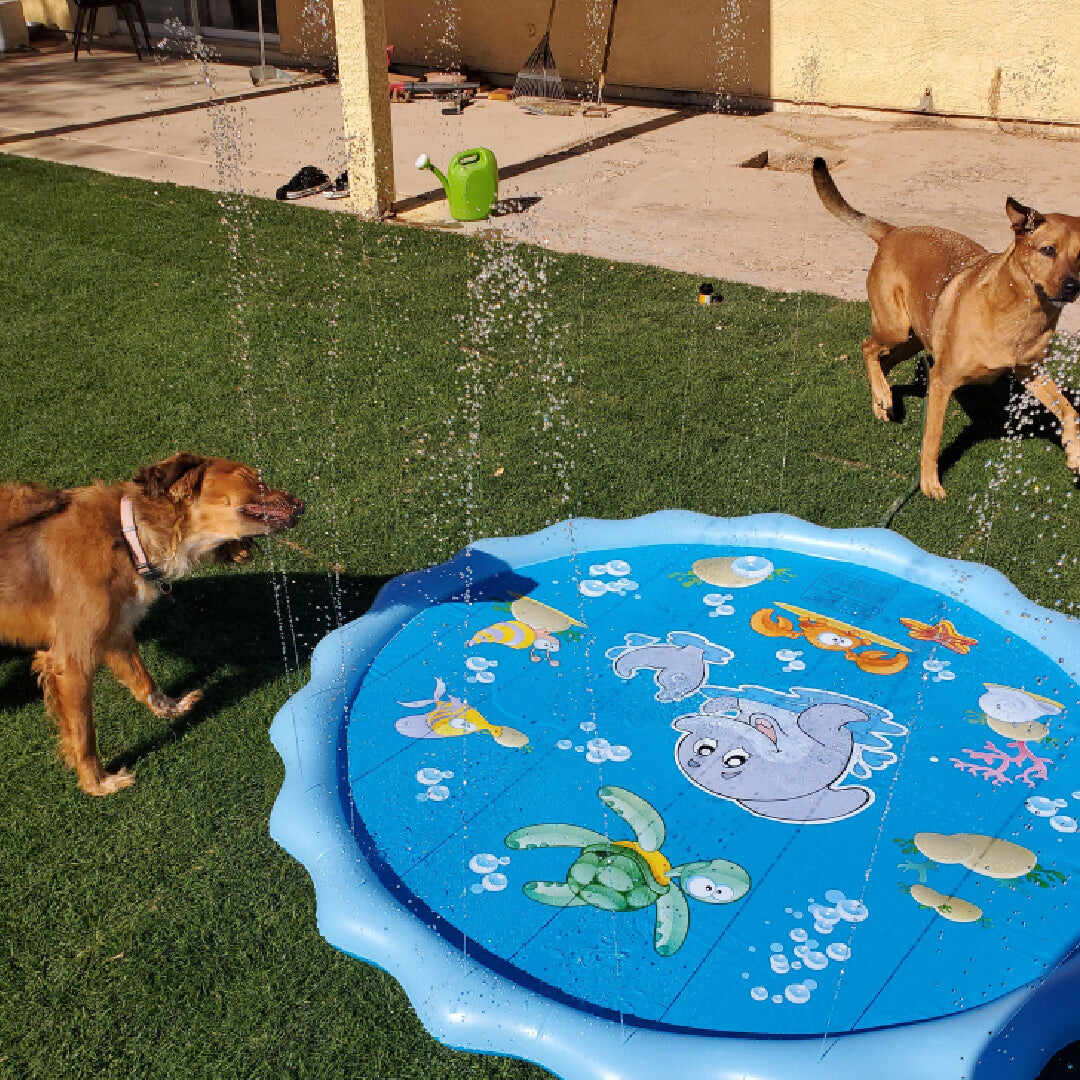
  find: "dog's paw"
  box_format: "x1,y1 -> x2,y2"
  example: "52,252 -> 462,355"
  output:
1065,439 -> 1080,473
872,398 -> 893,422
81,768 -> 136,796
148,688 -> 204,719
921,476 -> 948,501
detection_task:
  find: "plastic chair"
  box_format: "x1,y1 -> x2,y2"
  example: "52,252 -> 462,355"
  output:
72,0 -> 152,61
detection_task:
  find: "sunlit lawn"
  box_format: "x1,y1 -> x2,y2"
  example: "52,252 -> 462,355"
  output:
1,151 -> 1077,1079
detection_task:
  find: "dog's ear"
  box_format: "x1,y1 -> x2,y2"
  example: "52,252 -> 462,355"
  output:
1006,197 -> 1046,235
134,453 -> 208,502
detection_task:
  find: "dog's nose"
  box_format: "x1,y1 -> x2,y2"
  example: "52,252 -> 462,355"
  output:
1062,277 -> 1080,302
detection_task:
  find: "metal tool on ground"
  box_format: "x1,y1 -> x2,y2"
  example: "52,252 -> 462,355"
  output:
587,0 -> 619,116
250,0 -> 291,85
514,0 -> 564,104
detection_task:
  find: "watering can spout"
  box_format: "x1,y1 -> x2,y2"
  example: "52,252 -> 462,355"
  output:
415,153 -> 450,195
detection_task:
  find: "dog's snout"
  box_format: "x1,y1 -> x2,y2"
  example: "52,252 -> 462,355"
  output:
1062,277 -> 1080,302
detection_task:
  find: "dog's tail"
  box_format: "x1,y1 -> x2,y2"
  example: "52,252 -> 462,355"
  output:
0,484 -> 70,533
812,158 -> 893,243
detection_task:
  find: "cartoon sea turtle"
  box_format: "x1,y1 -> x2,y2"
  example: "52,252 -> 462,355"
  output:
505,785 -> 750,956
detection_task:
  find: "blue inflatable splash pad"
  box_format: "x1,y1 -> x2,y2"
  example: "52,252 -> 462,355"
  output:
270,512 -> 1080,1080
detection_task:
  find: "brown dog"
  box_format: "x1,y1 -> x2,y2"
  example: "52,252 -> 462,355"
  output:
813,157 -> 1080,499
0,454 -> 304,795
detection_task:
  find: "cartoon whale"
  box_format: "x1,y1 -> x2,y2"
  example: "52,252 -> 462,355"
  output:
672,694 -> 873,823
609,632 -> 734,703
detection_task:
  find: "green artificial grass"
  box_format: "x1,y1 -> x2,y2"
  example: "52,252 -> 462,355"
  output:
1,150 -> 1078,1079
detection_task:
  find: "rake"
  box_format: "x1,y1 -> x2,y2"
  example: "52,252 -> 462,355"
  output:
513,0 -> 565,102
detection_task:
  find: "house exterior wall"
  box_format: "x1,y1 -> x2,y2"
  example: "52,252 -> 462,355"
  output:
278,0 -> 1080,125
24,0 -> 1078,126
769,0 -> 1080,122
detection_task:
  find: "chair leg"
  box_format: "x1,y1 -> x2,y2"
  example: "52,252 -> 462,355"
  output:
86,5 -> 98,52
72,4 -> 86,59
119,3 -> 142,59
132,0 -> 153,55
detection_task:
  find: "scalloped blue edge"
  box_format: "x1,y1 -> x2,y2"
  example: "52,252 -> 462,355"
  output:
269,511 -> 1080,1080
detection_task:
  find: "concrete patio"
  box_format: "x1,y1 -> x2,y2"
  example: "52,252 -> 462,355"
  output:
4,41 -> 1080,333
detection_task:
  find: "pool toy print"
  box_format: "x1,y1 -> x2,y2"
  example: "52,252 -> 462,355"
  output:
506,785 -> 750,956
899,616 -> 979,654
950,683 -> 1062,787
606,631 -> 734,702
751,603 -> 911,674
271,511 -> 1080,1080
467,595 -> 585,669
671,688 -> 905,823
396,678 -> 529,748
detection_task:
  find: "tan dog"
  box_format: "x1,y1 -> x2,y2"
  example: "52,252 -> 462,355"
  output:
812,157 -> 1080,499
0,454 -> 304,795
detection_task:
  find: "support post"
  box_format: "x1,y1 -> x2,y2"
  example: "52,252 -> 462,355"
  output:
333,0 -> 395,218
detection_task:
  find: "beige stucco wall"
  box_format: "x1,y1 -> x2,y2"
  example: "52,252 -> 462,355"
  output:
373,0 -> 769,96
22,0 -> 116,34
770,0 -> 1080,122
279,0 -> 1080,124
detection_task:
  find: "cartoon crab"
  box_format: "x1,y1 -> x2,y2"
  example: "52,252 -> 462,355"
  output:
505,785 -> 750,955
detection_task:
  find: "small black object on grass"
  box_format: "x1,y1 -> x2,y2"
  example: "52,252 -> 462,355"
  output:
698,283 -> 723,305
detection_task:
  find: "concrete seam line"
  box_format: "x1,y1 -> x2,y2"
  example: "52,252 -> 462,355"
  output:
0,76 -> 332,147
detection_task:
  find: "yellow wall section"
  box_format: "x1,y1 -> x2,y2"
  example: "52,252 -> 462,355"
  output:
25,0 -> 1078,125
279,0 -> 1078,124
769,0 -> 1080,122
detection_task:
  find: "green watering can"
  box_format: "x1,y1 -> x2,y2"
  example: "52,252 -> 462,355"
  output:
416,148 -> 498,221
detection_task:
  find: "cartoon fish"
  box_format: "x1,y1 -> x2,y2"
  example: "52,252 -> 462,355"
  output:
467,620 -> 561,667
397,678 -> 528,748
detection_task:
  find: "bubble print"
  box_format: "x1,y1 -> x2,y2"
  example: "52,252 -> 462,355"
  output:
769,954 -> 790,974
922,658 -> 956,682
1027,795 -> 1068,817
703,592 -> 736,617
776,648 -> 806,673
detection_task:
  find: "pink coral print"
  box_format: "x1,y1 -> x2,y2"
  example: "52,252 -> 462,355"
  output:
951,739 -> 1052,788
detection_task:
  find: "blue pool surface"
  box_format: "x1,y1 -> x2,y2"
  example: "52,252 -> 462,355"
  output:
271,513 -> 1080,1080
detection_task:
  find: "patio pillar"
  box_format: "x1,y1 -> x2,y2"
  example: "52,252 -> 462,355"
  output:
333,0 -> 395,218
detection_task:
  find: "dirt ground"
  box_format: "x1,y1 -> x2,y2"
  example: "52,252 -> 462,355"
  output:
5,44 -> 1080,332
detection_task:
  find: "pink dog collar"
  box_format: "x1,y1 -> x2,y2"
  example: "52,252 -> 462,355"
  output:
120,496 -> 163,583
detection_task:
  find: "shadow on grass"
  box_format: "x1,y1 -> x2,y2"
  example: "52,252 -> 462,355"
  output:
884,361 -> 1080,487
104,570 -> 392,774
941,377 -> 1080,485
0,649 -> 39,712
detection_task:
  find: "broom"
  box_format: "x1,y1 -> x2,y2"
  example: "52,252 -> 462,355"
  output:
513,0 -> 565,102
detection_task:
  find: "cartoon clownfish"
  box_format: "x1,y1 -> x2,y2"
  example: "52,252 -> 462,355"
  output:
396,678 -> 528,748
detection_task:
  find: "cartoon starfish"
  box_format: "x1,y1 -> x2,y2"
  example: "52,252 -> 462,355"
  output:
899,617 -> 978,654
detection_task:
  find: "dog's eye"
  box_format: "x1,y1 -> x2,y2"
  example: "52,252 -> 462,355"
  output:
694,738 -> 718,756
1040,245 -> 1058,258
722,747 -> 750,768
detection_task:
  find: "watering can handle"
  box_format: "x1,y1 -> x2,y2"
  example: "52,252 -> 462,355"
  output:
457,152 -> 480,165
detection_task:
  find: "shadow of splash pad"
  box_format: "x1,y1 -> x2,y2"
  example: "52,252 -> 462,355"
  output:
270,512 -> 1080,1080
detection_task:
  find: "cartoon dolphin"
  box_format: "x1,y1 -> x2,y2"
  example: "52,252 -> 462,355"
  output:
671,695 -> 873,823
608,632 -> 734,703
